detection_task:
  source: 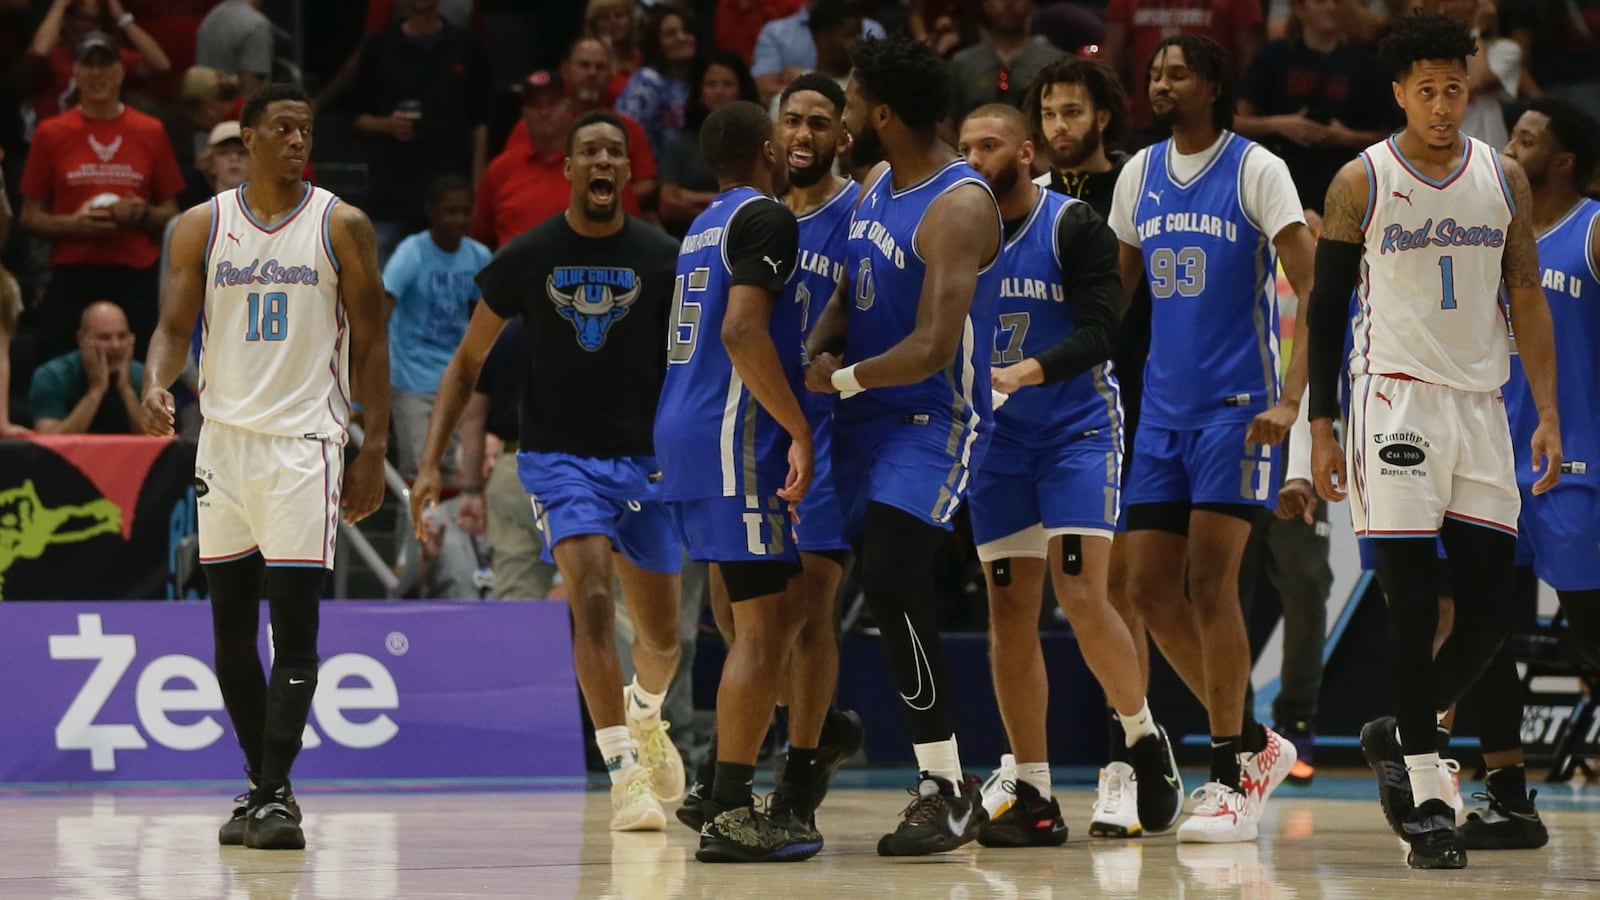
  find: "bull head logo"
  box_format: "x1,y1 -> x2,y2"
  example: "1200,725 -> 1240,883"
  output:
548,270 -> 642,351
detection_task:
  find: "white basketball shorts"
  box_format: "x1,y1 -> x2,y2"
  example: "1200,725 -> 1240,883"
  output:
195,420 -> 344,568
1348,373 -> 1520,538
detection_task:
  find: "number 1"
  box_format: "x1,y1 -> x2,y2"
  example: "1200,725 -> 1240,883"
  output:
1438,256 -> 1457,310
244,292 -> 287,341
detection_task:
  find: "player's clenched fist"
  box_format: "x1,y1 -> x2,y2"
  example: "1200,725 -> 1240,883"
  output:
141,385 -> 176,436
806,351 -> 842,393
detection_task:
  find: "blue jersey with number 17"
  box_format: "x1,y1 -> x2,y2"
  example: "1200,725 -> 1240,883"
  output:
793,178 -> 857,424
655,187 -> 804,501
1131,134 -> 1280,429
840,161 -> 1001,439
993,188 -> 1122,450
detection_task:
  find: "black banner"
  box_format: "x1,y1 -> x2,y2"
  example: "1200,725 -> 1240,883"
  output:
0,436 -> 197,601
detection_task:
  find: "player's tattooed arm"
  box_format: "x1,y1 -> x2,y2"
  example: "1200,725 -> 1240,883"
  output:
1317,159 -> 1368,244
1500,157 -> 1541,289
1499,155 -> 1563,493
140,204 -> 210,436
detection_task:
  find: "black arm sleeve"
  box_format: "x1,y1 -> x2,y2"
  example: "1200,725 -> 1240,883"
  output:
725,198 -> 799,294
1034,201 -> 1120,383
1307,238 -> 1364,421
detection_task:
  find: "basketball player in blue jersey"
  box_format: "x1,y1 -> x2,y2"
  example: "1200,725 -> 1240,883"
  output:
1108,34 -> 1317,843
956,102 -> 1183,846
1444,97 -> 1600,852
142,84 -> 391,851
803,34 -> 1003,856
674,75 -> 867,839
654,100 -> 820,863
411,111 -> 687,834
1307,13 -> 1562,868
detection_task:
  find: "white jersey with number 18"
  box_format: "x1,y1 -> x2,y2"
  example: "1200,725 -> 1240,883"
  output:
200,183 -> 349,438
1353,135 -> 1514,392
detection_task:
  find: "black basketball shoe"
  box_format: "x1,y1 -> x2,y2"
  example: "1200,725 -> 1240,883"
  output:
1404,799 -> 1467,869
1360,716 -> 1411,836
876,773 -> 986,857
676,779 -> 710,832
1457,787 -> 1549,850
1128,726 -> 1184,833
812,709 -> 864,805
976,779 -> 1067,848
243,784 -> 305,850
696,804 -> 823,863
218,771 -> 258,846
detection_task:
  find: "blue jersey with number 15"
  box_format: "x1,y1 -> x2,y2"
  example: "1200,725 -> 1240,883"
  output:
1131,134 -> 1280,429
656,187 -> 804,501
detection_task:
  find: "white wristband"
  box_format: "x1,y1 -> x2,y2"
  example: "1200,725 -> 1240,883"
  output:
830,364 -> 864,398
117,12 -> 135,28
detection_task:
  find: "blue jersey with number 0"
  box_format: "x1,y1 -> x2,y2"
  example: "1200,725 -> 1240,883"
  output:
840,161 -> 1001,442
1131,134 -> 1280,428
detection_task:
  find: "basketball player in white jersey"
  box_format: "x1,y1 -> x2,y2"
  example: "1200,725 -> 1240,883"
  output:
142,84 -> 391,851
1305,13 -> 1561,869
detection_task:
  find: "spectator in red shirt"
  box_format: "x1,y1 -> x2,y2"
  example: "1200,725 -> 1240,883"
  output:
26,0 -> 171,123
1103,0 -> 1264,145
18,32 -> 183,360
471,70 -> 575,249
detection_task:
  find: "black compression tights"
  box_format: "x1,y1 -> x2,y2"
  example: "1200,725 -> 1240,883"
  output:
858,502 -> 954,744
206,555 -> 324,788
1375,520 -> 1515,755
1464,585 -> 1600,755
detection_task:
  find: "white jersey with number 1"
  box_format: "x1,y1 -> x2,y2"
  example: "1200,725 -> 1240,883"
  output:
1353,135 -> 1514,391
200,183 -> 348,438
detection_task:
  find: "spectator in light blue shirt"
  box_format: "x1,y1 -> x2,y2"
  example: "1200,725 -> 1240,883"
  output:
751,0 -> 885,104
385,173 -> 491,481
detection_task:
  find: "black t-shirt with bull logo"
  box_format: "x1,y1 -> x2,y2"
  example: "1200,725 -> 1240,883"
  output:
477,212 -> 679,458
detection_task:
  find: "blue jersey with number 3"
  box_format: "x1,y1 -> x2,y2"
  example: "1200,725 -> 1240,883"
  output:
840,161 -> 1001,441
1131,135 -> 1280,429
993,188 -> 1122,450
793,179 -> 857,425
656,187 -> 804,500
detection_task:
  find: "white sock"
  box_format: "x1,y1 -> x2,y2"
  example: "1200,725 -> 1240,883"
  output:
913,736 -> 963,785
596,726 -> 640,785
1118,700 -> 1159,747
1017,761 -> 1052,798
626,676 -> 667,726
1405,752 -> 1444,805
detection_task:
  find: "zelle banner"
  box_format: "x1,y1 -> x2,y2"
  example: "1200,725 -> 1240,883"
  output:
0,602 -> 583,783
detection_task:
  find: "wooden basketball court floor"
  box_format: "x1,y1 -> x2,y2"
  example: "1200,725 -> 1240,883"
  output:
6,769 -> 1600,899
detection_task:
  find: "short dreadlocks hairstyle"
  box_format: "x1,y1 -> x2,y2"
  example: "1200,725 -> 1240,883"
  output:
1378,12 -> 1477,81
848,33 -> 949,132
1529,95 -> 1600,189
1146,34 -> 1233,132
1021,56 -> 1129,149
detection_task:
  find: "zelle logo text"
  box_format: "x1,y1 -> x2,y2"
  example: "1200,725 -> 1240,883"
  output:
50,614 -> 399,771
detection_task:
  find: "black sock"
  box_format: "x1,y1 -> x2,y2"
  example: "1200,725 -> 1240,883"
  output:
1241,722 -> 1267,754
784,747 -> 819,793
712,761 -> 756,811
1107,709 -> 1129,764
696,733 -> 718,789
1210,736 -> 1242,791
1486,764 -> 1528,803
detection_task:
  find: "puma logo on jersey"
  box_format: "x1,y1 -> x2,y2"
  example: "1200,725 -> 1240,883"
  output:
88,134 -> 122,162
1375,391 -> 1394,409
1392,190 -> 1414,206
763,255 -> 782,274
227,233 -> 242,245
1146,190 -> 1163,205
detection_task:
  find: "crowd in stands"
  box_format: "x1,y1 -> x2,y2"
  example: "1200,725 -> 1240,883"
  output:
0,0 -> 1596,614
